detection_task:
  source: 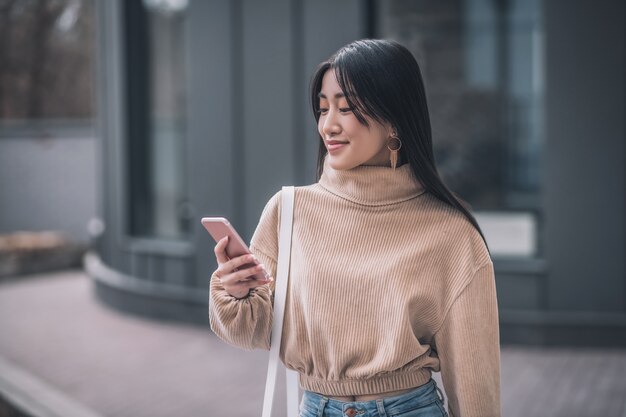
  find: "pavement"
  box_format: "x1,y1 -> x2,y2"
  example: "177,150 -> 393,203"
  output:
0,270 -> 625,417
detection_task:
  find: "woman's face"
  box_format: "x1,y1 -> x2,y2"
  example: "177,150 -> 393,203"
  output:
317,69 -> 393,170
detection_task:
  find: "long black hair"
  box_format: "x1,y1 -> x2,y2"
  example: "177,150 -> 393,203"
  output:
310,39 -> 490,254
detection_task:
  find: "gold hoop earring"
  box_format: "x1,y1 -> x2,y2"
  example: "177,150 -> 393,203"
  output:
387,135 -> 402,170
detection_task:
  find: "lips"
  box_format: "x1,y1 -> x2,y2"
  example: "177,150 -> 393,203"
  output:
326,141 -> 348,152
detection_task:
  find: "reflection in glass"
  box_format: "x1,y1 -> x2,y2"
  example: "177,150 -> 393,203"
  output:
380,0 -> 543,210
0,0 -> 94,123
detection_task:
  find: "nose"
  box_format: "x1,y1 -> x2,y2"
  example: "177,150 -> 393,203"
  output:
321,109 -> 341,137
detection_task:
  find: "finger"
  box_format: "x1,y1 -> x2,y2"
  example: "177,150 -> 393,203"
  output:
217,253 -> 257,278
235,264 -> 265,282
245,277 -> 272,291
214,236 -> 230,264
236,271 -> 272,287
238,272 -> 272,284
224,253 -> 259,273
228,264 -> 266,283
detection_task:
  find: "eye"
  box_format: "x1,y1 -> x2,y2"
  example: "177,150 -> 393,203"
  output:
316,107 -> 352,115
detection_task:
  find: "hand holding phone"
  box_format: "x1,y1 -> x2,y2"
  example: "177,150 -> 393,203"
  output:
202,217 -> 273,299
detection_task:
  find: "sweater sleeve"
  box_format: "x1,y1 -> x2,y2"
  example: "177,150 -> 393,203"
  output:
432,261 -> 501,417
208,190 -> 281,351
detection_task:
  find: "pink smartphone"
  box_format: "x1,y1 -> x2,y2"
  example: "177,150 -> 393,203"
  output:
201,217 -> 268,281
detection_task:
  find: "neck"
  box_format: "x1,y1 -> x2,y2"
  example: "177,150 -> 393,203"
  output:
318,154 -> 425,206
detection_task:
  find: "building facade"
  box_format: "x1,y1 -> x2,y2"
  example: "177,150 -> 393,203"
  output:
89,0 -> 625,346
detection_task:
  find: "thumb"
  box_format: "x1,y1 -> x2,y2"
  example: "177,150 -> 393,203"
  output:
214,236 -> 231,264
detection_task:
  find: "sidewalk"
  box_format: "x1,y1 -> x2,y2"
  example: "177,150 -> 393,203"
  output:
0,270 -> 625,417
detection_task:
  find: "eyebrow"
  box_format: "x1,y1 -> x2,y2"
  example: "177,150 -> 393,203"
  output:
317,92 -> 346,99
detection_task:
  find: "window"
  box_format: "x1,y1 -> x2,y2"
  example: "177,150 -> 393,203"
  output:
124,0 -> 190,240
0,0 -> 95,135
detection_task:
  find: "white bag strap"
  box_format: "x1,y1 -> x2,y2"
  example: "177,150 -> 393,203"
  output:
261,186 -> 299,417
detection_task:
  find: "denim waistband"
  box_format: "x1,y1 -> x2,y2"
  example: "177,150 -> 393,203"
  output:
300,378 -> 445,417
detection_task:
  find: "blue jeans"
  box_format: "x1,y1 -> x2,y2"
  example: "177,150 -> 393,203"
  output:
299,378 -> 448,417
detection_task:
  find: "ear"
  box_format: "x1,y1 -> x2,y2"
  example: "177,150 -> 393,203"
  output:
380,120 -> 392,137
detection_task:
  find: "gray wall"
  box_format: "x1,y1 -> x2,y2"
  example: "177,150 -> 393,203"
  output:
90,0 -> 369,324
544,0 -> 625,313
187,0 -> 368,291
0,136 -> 97,242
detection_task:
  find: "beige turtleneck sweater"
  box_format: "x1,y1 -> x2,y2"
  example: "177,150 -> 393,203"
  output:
209,154 -> 501,417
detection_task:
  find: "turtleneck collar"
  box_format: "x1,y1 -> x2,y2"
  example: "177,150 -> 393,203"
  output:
318,153 -> 426,206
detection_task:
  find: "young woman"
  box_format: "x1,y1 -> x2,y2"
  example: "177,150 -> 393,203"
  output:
209,39 -> 501,417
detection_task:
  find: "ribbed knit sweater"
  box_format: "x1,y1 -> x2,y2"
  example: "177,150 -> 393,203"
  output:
209,154 -> 501,417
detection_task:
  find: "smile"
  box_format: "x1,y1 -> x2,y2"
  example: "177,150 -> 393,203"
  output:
327,142 -> 348,152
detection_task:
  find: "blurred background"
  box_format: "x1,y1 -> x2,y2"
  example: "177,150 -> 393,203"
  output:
0,0 -> 624,416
